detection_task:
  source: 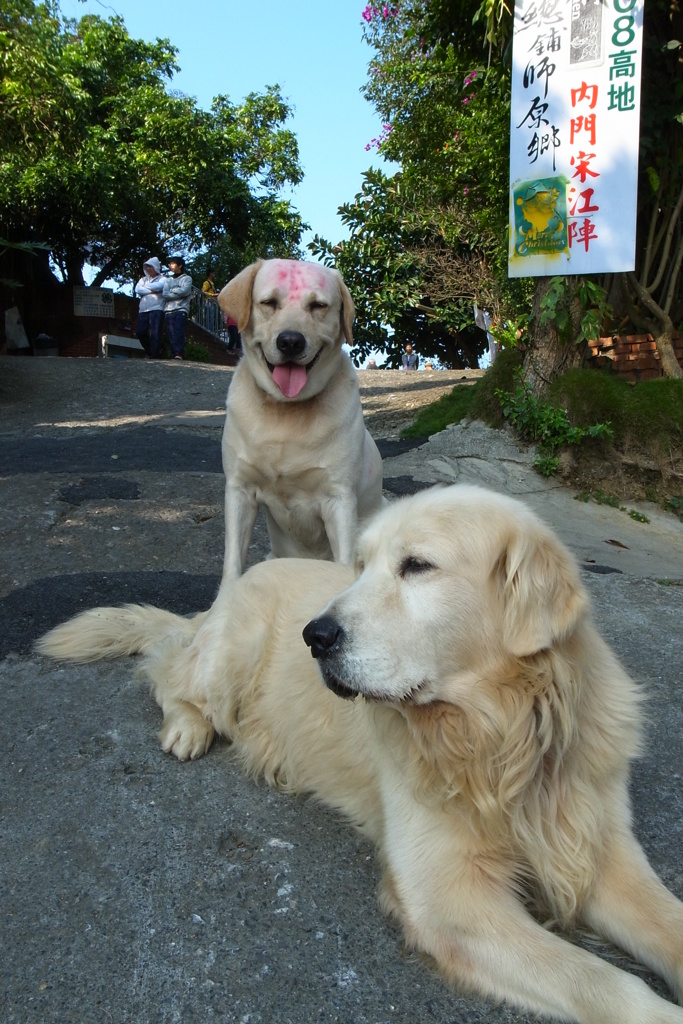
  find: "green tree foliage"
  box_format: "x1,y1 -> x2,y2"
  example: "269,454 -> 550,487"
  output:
0,0 -> 304,288
188,197 -> 306,290
315,0 -> 682,376
621,0 -> 683,377
422,0 -> 683,380
310,0 -> 526,366
360,0 -> 511,239
310,168 -> 495,367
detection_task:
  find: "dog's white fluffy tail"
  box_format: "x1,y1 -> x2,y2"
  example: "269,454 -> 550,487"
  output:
35,604 -> 198,663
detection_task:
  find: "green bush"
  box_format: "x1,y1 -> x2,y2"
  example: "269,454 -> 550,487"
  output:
496,369 -> 613,477
183,340 -> 212,363
399,354 -> 683,490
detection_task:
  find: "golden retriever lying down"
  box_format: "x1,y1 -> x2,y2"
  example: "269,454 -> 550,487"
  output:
37,485 -> 683,1024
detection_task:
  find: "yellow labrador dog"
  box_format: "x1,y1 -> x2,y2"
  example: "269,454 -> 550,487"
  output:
217,258 -> 383,580
37,486 -> 683,1024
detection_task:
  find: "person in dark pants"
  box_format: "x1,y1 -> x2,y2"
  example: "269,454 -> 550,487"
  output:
225,315 -> 241,353
134,257 -> 165,358
163,256 -> 193,360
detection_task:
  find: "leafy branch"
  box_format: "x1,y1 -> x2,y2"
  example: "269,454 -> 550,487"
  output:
538,276 -> 611,347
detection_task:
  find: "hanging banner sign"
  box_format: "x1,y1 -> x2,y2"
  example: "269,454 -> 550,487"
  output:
508,0 -> 644,278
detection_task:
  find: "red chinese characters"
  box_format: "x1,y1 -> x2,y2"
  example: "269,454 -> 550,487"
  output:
568,84 -> 600,252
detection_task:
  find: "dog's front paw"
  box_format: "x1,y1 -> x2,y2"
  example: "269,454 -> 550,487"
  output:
159,703 -> 215,761
377,870 -> 404,926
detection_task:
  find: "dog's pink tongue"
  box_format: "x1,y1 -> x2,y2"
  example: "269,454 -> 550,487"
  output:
272,362 -> 307,398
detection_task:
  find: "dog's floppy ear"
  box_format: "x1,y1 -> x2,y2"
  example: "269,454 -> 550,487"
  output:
499,526 -> 587,658
218,260 -> 263,333
335,271 -> 354,346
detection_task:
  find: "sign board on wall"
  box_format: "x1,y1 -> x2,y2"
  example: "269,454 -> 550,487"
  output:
508,0 -> 644,278
73,286 -> 115,318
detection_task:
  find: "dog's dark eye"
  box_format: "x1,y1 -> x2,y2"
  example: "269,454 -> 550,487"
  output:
260,298 -> 278,310
399,556 -> 436,579
309,301 -> 328,312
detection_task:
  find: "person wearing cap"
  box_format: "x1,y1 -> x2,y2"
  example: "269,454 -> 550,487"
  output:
163,256 -> 193,360
134,257 -> 165,358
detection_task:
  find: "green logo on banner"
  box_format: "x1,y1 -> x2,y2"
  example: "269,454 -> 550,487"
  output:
512,178 -> 569,258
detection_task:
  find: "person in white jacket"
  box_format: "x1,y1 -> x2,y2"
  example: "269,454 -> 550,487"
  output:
134,257 -> 165,358
163,255 -> 193,360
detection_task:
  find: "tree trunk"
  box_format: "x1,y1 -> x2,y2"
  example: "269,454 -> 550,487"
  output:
625,272 -> 683,379
521,277 -> 586,397
64,251 -> 85,287
92,250 -> 126,288
653,325 -> 683,378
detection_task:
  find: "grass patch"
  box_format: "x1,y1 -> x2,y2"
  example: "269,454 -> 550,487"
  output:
625,507 -> 650,523
665,496 -> 683,521
403,353 -> 683,452
575,489 -> 652,522
493,370 -> 610,477
496,368 -> 613,477
547,371 -> 683,454
400,349 -> 522,438
469,348 -> 523,426
575,489 -> 620,508
401,382 -> 478,437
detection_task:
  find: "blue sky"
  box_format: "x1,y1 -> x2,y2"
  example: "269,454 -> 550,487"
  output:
58,0 -> 394,253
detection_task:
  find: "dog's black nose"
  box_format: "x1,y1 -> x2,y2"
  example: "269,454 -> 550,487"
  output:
302,616 -> 342,659
276,331 -> 306,359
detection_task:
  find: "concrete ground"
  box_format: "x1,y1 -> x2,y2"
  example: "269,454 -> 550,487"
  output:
1,357 -> 682,1024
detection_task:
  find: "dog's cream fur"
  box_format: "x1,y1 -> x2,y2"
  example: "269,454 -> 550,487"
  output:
217,258 -> 383,579
37,486 -> 683,1024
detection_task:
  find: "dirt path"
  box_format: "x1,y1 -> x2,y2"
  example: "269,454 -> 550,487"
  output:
0,356 -> 482,439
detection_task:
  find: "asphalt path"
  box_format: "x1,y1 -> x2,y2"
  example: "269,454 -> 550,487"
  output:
0,429 -> 419,479
1,358 -> 681,1024
0,429 -> 422,658
0,427 -> 223,477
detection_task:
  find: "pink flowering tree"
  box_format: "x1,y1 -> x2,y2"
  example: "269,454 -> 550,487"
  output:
359,0 -> 511,229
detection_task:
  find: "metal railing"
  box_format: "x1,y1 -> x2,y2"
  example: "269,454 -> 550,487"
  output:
189,287 -> 226,341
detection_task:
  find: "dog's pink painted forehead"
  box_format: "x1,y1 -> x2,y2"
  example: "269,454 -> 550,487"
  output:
258,260 -> 332,301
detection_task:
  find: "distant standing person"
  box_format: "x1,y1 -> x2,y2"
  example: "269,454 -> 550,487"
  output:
134,257 -> 165,358
402,343 -> 418,370
225,315 -> 241,353
202,269 -> 219,298
163,256 -> 193,360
